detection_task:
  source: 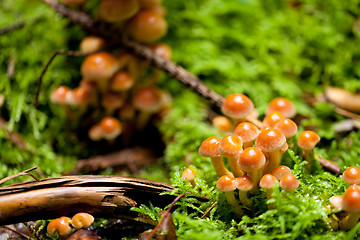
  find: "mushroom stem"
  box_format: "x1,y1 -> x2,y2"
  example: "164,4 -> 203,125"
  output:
302,149 -> 315,171
225,191 -> 239,207
263,150 -> 282,175
228,157 -> 244,178
248,170 -> 259,193
211,157 -> 234,178
266,189 -> 276,209
238,191 -> 252,208
340,212 -> 360,230
245,115 -> 263,129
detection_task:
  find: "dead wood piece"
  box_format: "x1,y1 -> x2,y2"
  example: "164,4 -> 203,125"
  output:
71,147 -> 157,174
0,176 -> 206,226
315,155 -> 341,175
325,86 -> 360,113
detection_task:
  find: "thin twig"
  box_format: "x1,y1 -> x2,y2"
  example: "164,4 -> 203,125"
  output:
335,107 -> 360,121
144,193 -> 186,240
1,225 -> 31,239
0,167 -> 40,186
33,50 -> 85,107
0,22 -> 25,35
200,201 -> 218,219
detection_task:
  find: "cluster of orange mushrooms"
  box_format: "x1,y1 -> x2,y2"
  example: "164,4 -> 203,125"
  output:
47,212 -> 94,237
51,0 -> 171,141
186,94 -> 323,211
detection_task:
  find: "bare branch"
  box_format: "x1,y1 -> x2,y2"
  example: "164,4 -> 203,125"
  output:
0,167 -> 40,186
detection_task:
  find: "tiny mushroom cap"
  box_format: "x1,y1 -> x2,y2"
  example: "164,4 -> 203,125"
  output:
221,93 -> 254,119
274,119 -> 298,139
272,165 -> 292,180
181,168 -> 197,182
342,184 -> 360,212
51,86 -> 71,104
199,136 -> 221,158
80,36 -> 105,54
259,174 -> 278,189
72,86 -> 92,106
152,43 -> 172,60
263,111 -> 284,128
238,147 -> 266,171
297,131 -> 320,150
71,213 -> 95,229
102,92 -> 125,112
216,175 -> 237,192
98,0 -> 140,22
235,175 -> 253,192
88,125 -> 103,141
266,97 -> 296,119
255,127 -> 286,152
139,0 -> 162,8
99,116 -> 122,140
133,86 -> 163,113
279,142 -> 288,154
219,134 -> 243,157
127,10 -> 168,43
81,52 -> 119,82
110,71 -> 135,91
212,116 -> 233,133
47,217 -> 72,236
343,167 -> 360,185
279,174 -> 299,191
234,122 -> 260,143
329,195 -> 343,209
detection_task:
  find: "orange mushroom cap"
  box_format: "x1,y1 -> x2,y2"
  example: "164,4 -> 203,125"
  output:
342,184 -> 360,212
72,86 -> 92,106
47,217 -> 72,236
259,174 -> 278,189
88,124 -> 103,141
212,116 -> 233,133
216,175 -> 237,192
50,86 -> 71,104
127,10 -> 168,43
255,127 -> 286,152
181,168 -> 197,182
234,122 -> 260,143
219,134 -> 243,157
133,86 -> 163,113
71,213 -> 94,229
279,174 -> 299,191
110,71 -> 134,91
235,175 -> 253,192
221,94 -> 254,119
343,167 -> 360,185
238,147 -> 266,171
329,195 -> 343,209
152,43 -> 172,60
274,119 -> 298,139
99,116 -> 122,140
98,0 -> 140,22
263,111 -> 284,128
199,136 -> 221,158
297,131 -> 320,150
81,52 -> 119,82
102,92 -> 125,111
266,97 -> 296,119
80,36 -> 105,54
272,165 -> 292,180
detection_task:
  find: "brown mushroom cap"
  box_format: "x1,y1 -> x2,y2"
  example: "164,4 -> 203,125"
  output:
279,174 -> 299,191
219,134 -> 243,157
297,131 -> 320,150
235,175 -> 253,192
47,217 -> 72,236
199,136 -> 221,158
98,0 -> 140,22
99,117 -> 122,140
274,119 -> 298,139
127,10 -> 168,43
81,52 -> 119,82
259,174 -> 278,189
329,195 -> 343,209
238,147 -> 266,171
72,86 -> 92,106
102,92 -> 125,111
212,116 -> 233,133
342,184 -> 360,212
272,165 -> 291,180
343,167 -> 360,185
255,127 -> 286,152
181,168 -> 197,182
266,97 -> 296,118
234,122 -> 260,143
51,86 -> 71,104
152,43 -> 172,60
133,86 -> 163,113
221,94 -> 254,119
88,125 -> 103,141
71,213 -> 94,229
80,36 -> 105,54
263,111 -> 284,128
110,71 -> 134,91
216,175 -> 237,192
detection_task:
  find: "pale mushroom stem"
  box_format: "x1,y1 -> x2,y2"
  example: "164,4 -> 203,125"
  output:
239,190 -> 252,208
211,157 -> 234,178
263,151 -> 281,175
229,157 -> 244,178
340,212 -> 360,230
248,170 -> 259,193
225,191 -> 239,207
303,149 -> 315,171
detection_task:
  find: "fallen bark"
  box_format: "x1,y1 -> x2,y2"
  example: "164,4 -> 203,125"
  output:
0,175 -> 186,226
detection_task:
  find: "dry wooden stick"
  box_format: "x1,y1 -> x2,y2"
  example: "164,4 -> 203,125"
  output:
0,167 -> 39,186
0,176 -> 206,226
200,201 -> 218,219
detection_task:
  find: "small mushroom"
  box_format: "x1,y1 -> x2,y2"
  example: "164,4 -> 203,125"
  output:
272,165 -> 291,181
212,116 -> 233,133
266,97 -> 296,119
274,119 -> 298,147
71,213 -> 95,229
80,36 -> 105,54
219,135 -> 244,177
297,130 -> 320,171
279,174 -> 299,192
342,167 -> 360,185
181,168 -> 197,187
235,175 -> 253,208
217,175 -> 239,208
340,184 -> 360,230
259,174 -> 278,209
98,0 -> 140,23
47,217 -> 72,237
233,122 -> 260,149
109,71 -> 135,92
263,111 -> 284,128
99,116 -> 122,141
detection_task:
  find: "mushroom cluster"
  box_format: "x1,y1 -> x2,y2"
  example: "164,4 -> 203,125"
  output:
47,212 -> 94,237
199,94 -> 323,210
51,0 -> 171,142
327,166 -> 360,230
